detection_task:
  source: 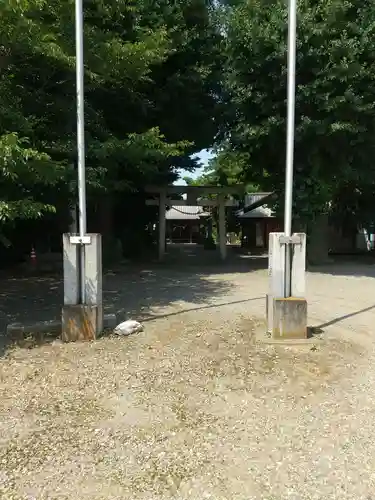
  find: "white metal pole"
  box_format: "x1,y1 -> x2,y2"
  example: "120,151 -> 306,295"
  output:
284,0 -> 297,297
75,0 -> 87,303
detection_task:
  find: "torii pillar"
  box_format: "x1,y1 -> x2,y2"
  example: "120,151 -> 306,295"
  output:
218,194 -> 227,260
158,190 -> 166,260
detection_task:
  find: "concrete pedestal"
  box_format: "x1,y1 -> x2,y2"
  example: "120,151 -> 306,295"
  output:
267,233 -> 286,333
62,233 -> 103,342
267,232 -> 307,340
272,297 -> 307,339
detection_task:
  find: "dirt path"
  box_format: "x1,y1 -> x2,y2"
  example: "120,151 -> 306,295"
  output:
0,261 -> 375,499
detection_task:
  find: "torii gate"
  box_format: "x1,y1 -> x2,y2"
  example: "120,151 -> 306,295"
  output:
145,185 -> 245,261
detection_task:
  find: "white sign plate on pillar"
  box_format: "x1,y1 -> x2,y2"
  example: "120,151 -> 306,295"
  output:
69,235 -> 91,245
267,232 -> 286,332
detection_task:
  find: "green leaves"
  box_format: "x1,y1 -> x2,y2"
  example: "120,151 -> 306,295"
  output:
0,0 -> 222,235
0,200 -> 56,223
0,133 -> 65,222
0,133 -> 58,182
215,0 -> 375,221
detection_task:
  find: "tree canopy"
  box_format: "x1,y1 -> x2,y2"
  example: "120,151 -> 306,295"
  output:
0,0 -> 222,227
3,0 -> 375,259
212,0 -> 375,223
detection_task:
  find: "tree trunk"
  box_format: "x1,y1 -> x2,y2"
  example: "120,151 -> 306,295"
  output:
307,214 -> 332,265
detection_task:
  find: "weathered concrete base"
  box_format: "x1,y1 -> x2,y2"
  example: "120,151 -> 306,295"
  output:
272,297 -> 307,340
63,233 -> 103,341
62,305 -> 103,342
256,319 -> 324,346
266,232 -> 307,335
7,313 -> 117,339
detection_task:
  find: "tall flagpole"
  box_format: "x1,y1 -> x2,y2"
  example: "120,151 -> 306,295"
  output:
75,0 -> 87,303
62,0 -> 104,342
284,0 -> 297,297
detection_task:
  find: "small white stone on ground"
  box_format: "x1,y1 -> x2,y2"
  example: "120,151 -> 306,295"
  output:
113,320 -> 143,336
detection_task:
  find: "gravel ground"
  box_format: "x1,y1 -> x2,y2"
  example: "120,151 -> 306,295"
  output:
1,251 -> 375,499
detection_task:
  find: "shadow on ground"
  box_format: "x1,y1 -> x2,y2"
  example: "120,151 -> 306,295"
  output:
308,254 -> 375,278
311,304 -> 375,330
104,268 -> 235,321
0,271 -> 233,356
0,245 -> 267,355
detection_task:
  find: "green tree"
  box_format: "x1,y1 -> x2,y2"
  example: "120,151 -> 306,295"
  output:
0,0 -> 223,257
218,0 -> 375,258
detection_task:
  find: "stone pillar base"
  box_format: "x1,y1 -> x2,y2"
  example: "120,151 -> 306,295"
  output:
272,297 -> 307,339
63,233 -> 103,343
62,305 -> 102,342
